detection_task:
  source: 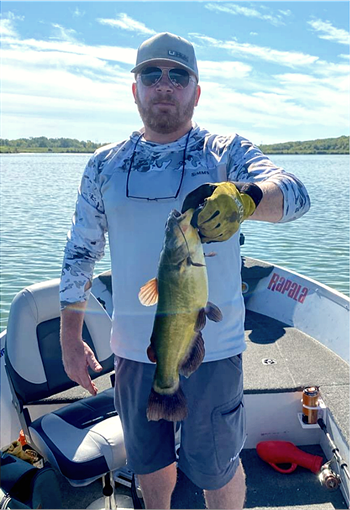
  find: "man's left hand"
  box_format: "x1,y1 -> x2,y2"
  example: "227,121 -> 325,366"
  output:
181,182 -> 263,243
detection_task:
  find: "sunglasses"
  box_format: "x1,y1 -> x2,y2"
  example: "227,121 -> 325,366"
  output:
139,66 -> 196,89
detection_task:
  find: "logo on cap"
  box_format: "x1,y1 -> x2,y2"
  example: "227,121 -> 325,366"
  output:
168,50 -> 189,63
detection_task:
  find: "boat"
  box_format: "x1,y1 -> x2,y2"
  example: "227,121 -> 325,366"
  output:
1,254 -> 349,509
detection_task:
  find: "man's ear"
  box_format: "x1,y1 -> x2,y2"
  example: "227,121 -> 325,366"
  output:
195,85 -> 201,107
132,82 -> 137,103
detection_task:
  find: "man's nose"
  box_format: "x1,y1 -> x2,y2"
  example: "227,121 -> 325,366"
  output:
155,71 -> 174,91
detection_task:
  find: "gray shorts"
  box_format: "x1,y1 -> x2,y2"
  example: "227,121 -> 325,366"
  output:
113,354 -> 246,490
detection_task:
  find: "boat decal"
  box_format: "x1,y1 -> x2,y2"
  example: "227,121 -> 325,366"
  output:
267,272 -> 308,303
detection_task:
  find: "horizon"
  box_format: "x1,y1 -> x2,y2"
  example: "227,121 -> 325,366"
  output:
1,1 -> 350,145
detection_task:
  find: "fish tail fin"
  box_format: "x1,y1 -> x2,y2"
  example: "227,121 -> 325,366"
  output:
147,386 -> 187,422
179,331 -> 205,377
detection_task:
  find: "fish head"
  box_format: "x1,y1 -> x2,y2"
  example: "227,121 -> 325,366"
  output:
163,209 -> 201,265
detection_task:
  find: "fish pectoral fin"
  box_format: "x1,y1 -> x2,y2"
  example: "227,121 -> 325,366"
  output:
194,308 -> 206,332
147,387 -> 188,422
191,261 -> 206,267
187,256 -> 206,268
138,278 -> 158,306
147,344 -> 157,363
205,302 -> 223,322
179,331 -> 205,378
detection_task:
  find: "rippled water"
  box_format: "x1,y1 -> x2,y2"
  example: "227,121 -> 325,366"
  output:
1,153 -> 349,331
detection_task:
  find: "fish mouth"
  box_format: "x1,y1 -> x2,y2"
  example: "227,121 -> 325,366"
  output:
165,209 -> 182,228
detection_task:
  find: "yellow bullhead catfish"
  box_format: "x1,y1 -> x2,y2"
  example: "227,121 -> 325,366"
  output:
138,208 -> 222,422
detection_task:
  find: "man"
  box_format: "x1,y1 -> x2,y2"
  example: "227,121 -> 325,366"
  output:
60,32 -> 310,509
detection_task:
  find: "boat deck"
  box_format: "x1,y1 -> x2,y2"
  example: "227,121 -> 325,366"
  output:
55,444 -> 347,509
38,310 -> 348,509
244,310 -> 349,446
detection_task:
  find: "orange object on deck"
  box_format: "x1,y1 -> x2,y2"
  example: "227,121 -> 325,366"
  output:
18,429 -> 27,446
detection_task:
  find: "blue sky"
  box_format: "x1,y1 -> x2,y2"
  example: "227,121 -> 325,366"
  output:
1,1 -> 349,144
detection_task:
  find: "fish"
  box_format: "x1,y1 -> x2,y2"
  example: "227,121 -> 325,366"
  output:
138,208 -> 223,422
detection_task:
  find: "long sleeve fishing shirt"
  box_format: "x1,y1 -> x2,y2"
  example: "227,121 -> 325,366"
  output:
59,124 -> 310,363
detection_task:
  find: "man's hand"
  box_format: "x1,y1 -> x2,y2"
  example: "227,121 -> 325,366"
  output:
62,339 -> 103,396
60,302 -> 102,396
182,182 -> 263,243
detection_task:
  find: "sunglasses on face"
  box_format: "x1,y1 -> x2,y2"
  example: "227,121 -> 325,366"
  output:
139,66 -> 196,89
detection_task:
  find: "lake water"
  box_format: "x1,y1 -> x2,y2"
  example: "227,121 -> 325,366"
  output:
1,153 -> 349,331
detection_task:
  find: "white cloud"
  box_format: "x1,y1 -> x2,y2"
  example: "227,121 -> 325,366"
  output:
1,12 -> 349,144
1,48 -> 128,82
190,34 -> 319,68
0,17 -> 18,38
198,60 -> 252,81
308,19 -> 350,45
0,11 -> 25,38
1,65 -> 138,141
205,3 -> 287,27
72,8 -> 85,18
2,34 -> 137,67
192,33 -> 349,141
50,23 -> 78,43
97,13 -> 156,35
195,72 -> 348,143
279,10 -> 292,17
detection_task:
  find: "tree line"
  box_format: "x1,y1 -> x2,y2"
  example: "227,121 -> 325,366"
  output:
0,135 -> 349,154
0,137 -> 107,153
259,135 -> 349,155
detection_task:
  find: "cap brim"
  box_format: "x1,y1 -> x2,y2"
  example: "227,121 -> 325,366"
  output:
131,58 -> 198,80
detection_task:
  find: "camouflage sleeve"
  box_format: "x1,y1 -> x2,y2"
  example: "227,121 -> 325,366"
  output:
227,135 -> 311,222
59,154 -> 107,309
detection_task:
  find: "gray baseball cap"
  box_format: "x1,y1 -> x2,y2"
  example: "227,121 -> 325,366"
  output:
131,32 -> 199,80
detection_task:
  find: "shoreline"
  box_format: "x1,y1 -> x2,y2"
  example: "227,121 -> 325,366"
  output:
1,135 -> 348,156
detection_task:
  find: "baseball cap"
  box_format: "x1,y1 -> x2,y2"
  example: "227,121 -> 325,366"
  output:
131,32 -> 199,80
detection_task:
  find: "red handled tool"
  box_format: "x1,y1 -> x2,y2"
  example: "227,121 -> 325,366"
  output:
257,440 -> 323,474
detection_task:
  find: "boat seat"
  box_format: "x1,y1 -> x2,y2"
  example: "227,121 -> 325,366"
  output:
4,279 -> 126,487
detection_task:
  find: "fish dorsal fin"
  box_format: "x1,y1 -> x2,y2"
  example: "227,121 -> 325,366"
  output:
205,302 -> 223,322
139,278 -> 158,306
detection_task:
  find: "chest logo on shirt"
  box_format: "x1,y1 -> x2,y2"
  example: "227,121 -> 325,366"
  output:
191,170 -> 210,177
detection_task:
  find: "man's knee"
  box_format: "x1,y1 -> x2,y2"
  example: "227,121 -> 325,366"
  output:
137,463 -> 177,509
203,460 -> 246,510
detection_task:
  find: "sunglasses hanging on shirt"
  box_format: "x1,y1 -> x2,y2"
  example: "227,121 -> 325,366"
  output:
126,128 -> 192,201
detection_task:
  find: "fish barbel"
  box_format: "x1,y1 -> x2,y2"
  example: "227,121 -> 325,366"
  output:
139,208 -> 222,422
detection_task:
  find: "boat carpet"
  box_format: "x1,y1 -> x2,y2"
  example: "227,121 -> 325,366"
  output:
54,444 -> 346,509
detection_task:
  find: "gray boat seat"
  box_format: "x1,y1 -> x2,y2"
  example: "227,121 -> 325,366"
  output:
5,278 -> 126,487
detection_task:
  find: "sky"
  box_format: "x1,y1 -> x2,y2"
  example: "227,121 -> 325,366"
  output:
1,1 -> 349,145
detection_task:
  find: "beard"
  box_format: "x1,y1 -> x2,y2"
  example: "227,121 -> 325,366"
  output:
135,89 -> 197,134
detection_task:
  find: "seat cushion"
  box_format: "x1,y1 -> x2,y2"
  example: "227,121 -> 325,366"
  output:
29,388 -> 126,485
